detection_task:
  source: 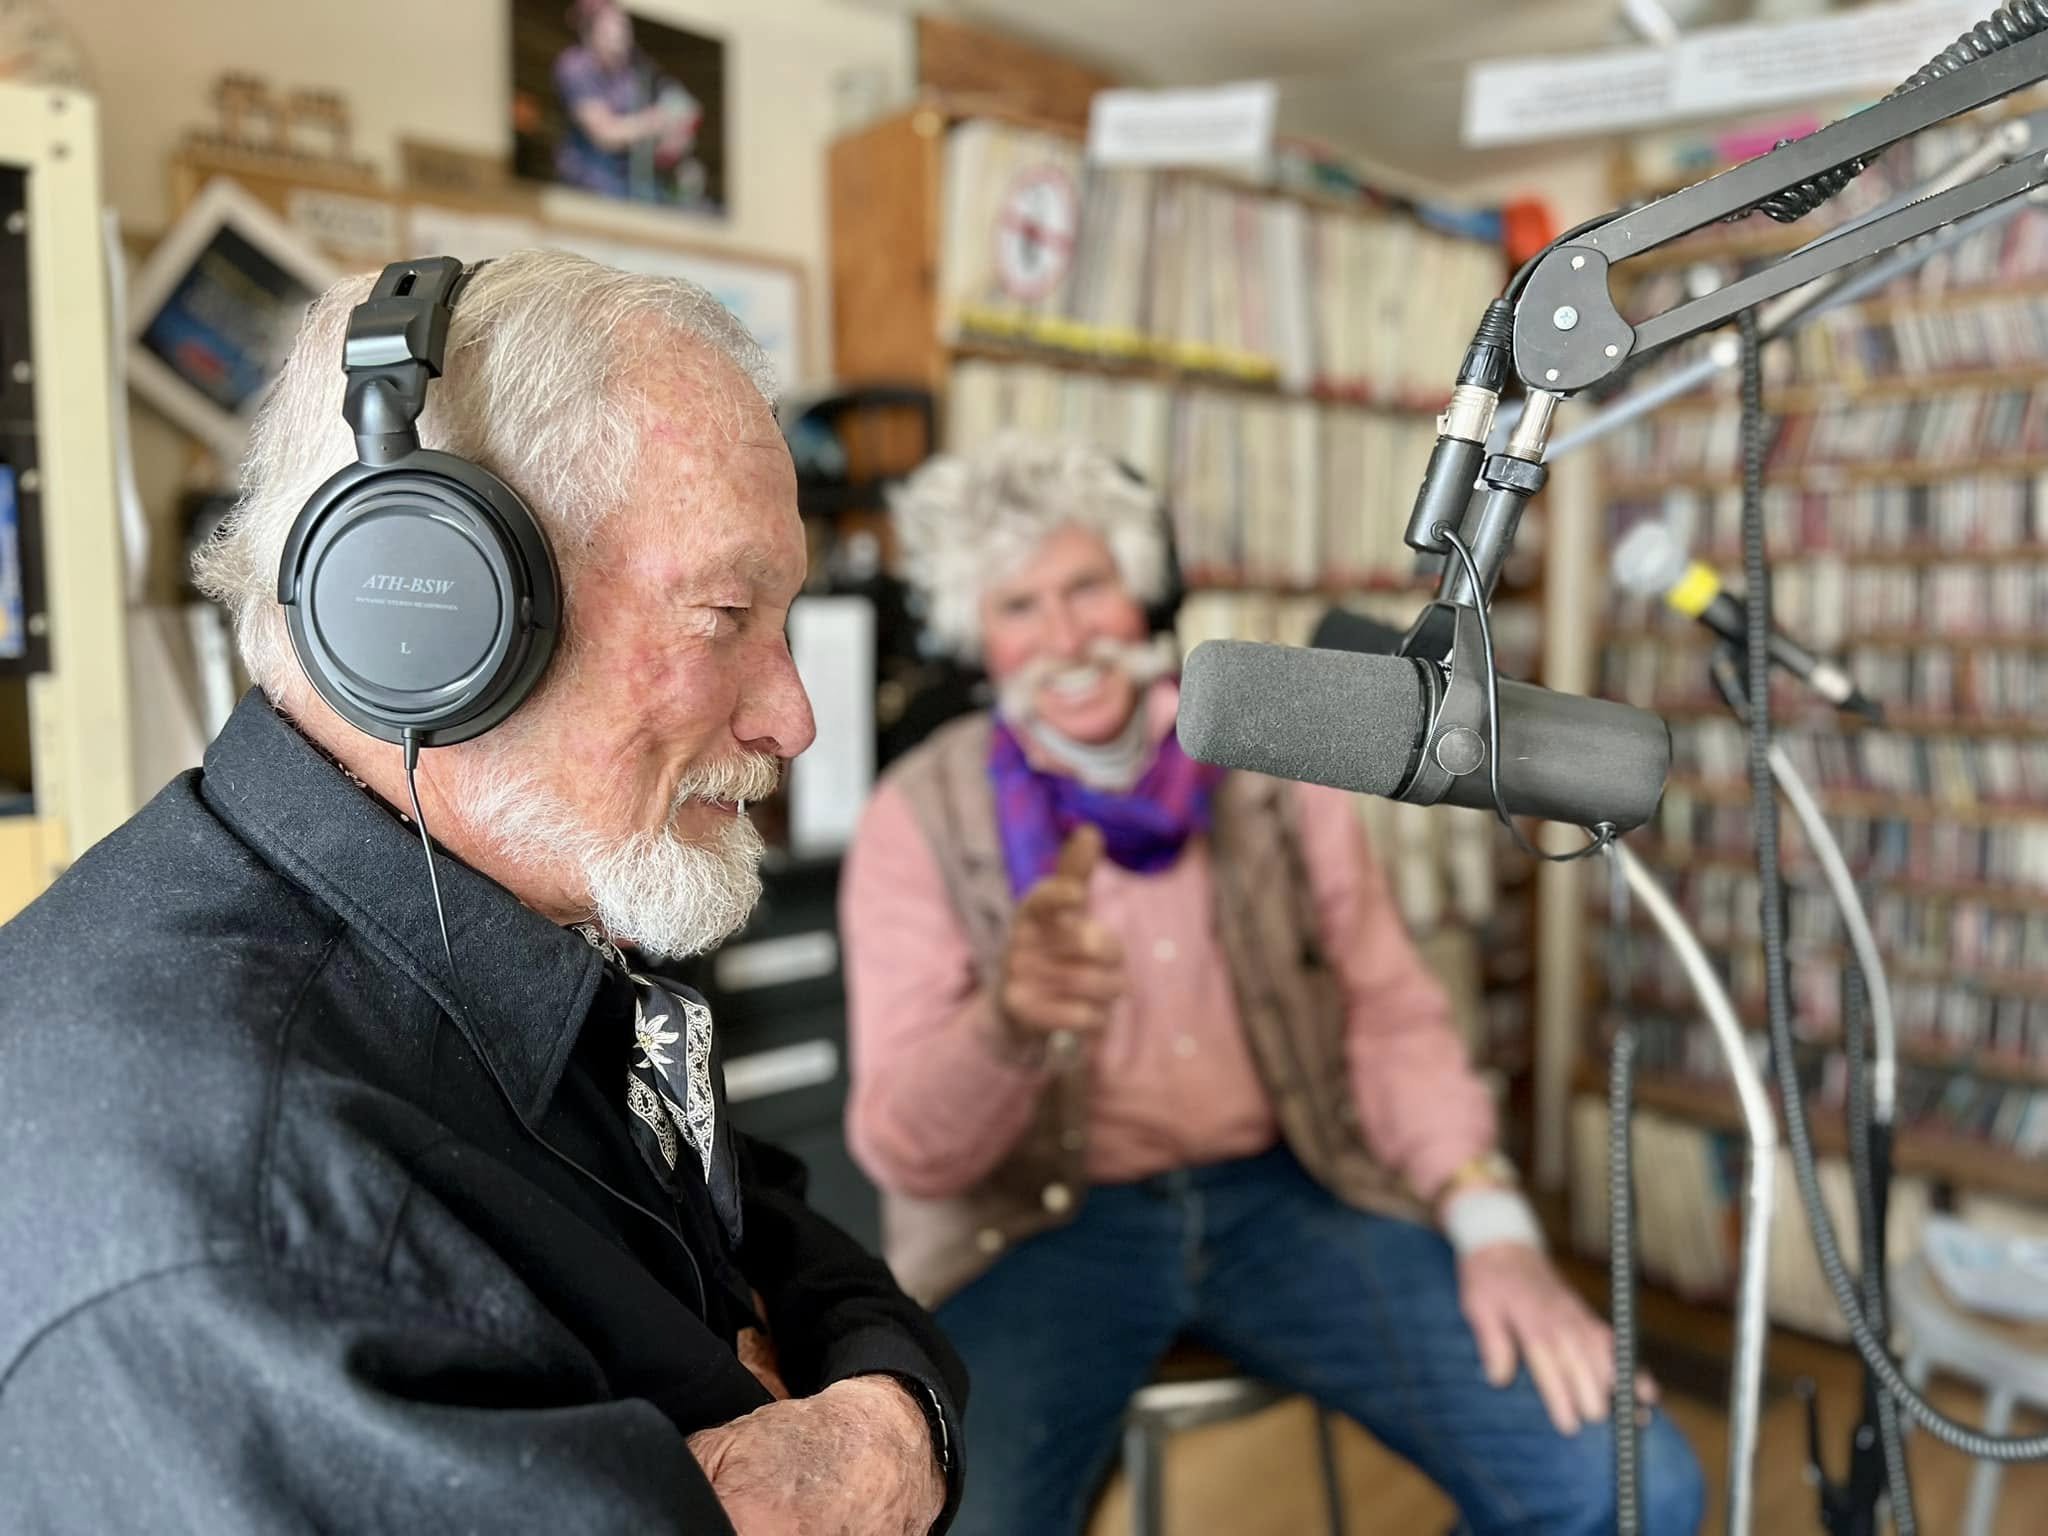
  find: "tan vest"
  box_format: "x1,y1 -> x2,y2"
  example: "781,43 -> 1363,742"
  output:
879,712 -> 1425,1308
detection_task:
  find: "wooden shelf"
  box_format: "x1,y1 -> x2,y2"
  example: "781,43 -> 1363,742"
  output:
1644,700 -> 2048,738
1677,546 -> 2048,569
1600,978 -> 2048,1073
1623,840 -> 2048,913
946,337 -> 1448,414
1606,452 -> 2048,495
1604,624 -> 2048,652
1660,775 -> 2048,828
1587,914 -> 2048,1003
1569,1062 -> 2048,1204
1626,1001 -> 2048,1089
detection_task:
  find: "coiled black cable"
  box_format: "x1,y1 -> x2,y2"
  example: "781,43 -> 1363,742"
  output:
1606,962 -> 1643,1536
1738,309 -> 2048,1461
1745,1 -> 2048,223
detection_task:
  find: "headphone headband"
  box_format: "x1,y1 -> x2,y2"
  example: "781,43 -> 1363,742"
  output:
341,257 -> 477,468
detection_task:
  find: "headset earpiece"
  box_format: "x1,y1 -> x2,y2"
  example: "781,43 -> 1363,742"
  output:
1112,458 -> 1185,637
278,257 -> 560,747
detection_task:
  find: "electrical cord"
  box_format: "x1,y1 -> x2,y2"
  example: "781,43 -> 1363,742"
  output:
1745,1 -> 2048,223
1846,959 -> 1918,1534
1735,311 -> 2048,1460
1432,525 -> 1618,864
1604,848 -> 1643,1536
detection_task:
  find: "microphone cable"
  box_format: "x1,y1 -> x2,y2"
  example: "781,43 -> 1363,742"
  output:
1432,524 -> 1618,865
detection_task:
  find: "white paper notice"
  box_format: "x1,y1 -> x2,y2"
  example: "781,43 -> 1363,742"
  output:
1464,0 -> 1982,146
1088,81 -> 1278,171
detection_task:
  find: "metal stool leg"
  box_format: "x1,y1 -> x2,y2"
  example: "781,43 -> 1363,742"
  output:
1313,1409 -> 1348,1536
1125,1413 -> 1166,1536
1961,1386 -> 2014,1536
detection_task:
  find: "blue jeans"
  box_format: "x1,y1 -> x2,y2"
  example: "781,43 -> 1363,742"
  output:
937,1146 -> 1705,1535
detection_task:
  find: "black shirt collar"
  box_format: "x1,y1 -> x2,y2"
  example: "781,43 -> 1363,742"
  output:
200,691 -> 604,1122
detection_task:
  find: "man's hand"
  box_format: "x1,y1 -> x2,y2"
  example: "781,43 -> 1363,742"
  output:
998,825 -> 1124,1048
1458,1242 -> 1658,1436
688,1376 -> 943,1536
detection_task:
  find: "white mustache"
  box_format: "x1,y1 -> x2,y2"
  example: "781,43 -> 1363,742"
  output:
999,635 -> 1177,721
673,751 -> 782,810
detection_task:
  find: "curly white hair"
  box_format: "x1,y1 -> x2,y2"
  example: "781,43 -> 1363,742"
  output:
889,433 -> 1169,662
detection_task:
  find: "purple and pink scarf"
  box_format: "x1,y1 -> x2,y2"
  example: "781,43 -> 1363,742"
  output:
988,711 -> 1228,897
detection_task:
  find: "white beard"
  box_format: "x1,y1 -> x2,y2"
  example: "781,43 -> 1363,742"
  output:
458,751 -> 780,960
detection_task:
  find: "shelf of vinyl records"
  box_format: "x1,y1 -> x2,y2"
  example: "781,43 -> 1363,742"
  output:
832,101 -> 1501,400
830,106 -> 1506,575
945,357 -> 1552,594
1581,134 -> 2048,1230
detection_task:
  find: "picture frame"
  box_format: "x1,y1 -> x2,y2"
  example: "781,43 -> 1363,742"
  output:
126,176 -> 340,461
405,202 -> 808,390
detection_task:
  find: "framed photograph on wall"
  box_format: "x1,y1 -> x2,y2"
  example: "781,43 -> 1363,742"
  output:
126,177 -> 340,461
510,0 -> 728,218
406,203 -> 807,390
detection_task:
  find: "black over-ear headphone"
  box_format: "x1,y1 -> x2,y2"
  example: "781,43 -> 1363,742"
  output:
278,256 -> 561,747
1111,458 -> 1185,637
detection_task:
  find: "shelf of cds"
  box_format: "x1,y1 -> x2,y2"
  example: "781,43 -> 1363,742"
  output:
1571,116 -> 2048,1305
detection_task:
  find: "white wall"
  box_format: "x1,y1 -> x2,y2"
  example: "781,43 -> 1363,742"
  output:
65,0 -> 916,382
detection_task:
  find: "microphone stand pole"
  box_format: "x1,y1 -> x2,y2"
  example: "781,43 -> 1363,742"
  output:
1612,843 -> 1777,1536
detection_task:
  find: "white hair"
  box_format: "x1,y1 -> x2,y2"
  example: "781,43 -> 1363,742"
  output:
193,248 -> 778,701
888,433 -> 1168,663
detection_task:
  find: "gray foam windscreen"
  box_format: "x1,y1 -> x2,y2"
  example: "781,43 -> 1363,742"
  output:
1177,640 -> 1429,798
1610,520 -> 1691,600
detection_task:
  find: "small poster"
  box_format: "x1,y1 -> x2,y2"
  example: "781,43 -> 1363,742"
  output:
510,0 -> 727,218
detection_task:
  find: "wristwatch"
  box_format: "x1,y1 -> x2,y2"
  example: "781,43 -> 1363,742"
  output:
882,1372 -> 954,1483
1442,1150 -> 1520,1199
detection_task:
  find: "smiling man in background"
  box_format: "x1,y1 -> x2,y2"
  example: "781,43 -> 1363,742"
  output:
0,251 -> 960,1535
839,433 -> 1704,1536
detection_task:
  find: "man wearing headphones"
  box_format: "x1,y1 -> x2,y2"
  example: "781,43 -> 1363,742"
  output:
839,434 -> 1704,1535
0,252 -> 961,1534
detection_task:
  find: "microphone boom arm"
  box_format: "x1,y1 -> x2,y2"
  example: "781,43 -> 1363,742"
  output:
1511,28 -> 2048,396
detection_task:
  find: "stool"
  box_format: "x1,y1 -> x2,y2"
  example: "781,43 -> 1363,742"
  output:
1120,1343 -> 1348,1536
1892,1256 -> 2048,1536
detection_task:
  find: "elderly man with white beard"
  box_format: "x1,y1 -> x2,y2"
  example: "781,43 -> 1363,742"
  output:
839,435 -> 1704,1536
0,252 -> 963,1535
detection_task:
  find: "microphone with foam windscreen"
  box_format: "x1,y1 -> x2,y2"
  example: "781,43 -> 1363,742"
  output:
1177,637 -> 1669,831
1611,521 -> 1883,720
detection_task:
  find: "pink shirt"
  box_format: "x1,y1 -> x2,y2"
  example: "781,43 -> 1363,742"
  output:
840,689 -> 1497,1202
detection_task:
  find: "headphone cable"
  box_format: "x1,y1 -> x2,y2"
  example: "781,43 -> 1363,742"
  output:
396,728 -> 709,1315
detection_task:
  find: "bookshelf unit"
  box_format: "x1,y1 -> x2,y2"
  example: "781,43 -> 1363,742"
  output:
1571,114 -> 2048,1323
826,99 -> 1548,1148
